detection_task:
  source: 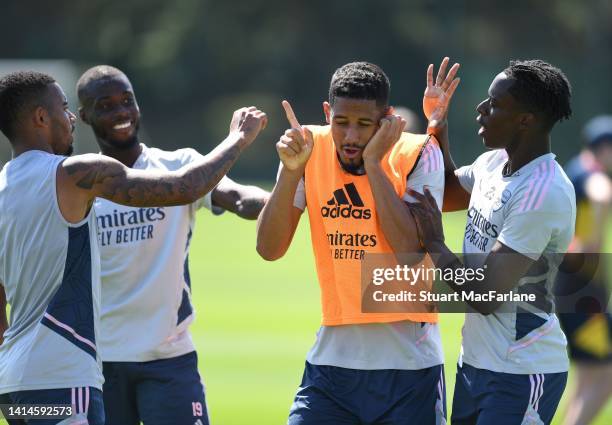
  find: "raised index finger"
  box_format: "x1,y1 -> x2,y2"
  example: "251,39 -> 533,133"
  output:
282,100 -> 302,130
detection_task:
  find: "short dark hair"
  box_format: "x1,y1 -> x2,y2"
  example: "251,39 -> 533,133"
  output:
77,65 -> 126,106
504,59 -> 572,129
0,71 -> 55,140
329,62 -> 390,107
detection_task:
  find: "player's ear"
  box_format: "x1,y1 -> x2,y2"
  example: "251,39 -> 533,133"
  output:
518,112 -> 535,131
323,101 -> 332,124
78,106 -> 89,125
32,106 -> 49,129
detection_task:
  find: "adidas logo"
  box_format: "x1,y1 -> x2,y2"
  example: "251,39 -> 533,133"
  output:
194,420 -> 204,425
321,183 -> 372,220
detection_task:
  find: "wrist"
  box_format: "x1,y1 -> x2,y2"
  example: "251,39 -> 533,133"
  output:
228,131 -> 251,150
280,164 -> 305,180
363,156 -> 383,170
427,118 -> 448,133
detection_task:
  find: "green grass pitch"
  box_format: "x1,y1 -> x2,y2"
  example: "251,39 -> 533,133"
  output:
188,209 -> 611,424
1,209 -> 609,424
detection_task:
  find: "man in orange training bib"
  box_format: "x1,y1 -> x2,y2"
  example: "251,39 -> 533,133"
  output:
257,60 -> 459,425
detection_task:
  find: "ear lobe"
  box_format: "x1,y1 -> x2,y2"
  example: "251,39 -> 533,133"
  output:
323,101 -> 331,124
518,112 -> 534,130
78,107 -> 88,124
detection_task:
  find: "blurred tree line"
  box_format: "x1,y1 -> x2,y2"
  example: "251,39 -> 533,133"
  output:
1,0 -> 611,179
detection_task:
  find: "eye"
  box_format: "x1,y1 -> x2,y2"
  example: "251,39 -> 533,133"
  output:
123,97 -> 134,105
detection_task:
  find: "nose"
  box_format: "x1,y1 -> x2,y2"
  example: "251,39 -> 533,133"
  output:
68,110 -> 77,123
114,105 -> 132,120
344,126 -> 360,143
476,99 -> 488,115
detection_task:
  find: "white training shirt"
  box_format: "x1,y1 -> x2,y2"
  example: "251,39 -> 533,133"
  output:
0,151 -> 103,393
95,144 -> 223,362
288,140 -> 446,370
456,150 -> 575,374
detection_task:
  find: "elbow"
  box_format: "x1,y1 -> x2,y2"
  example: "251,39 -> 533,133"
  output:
256,242 -> 283,261
255,230 -> 283,261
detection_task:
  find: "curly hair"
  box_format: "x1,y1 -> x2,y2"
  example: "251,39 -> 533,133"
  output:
504,59 -> 572,129
329,62 -> 390,107
0,71 -> 55,140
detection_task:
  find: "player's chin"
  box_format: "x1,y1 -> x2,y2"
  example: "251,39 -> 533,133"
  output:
64,143 -> 74,157
106,134 -> 139,150
342,152 -> 363,165
481,134 -> 497,149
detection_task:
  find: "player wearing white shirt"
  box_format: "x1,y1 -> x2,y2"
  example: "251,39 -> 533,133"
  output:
76,65 -> 269,425
408,60 -> 575,425
0,71 -> 266,425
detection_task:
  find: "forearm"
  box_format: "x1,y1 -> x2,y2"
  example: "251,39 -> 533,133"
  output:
428,121 -> 457,173
427,124 -> 468,212
213,182 -> 270,220
108,134 -> 247,207
426,242 -> 497,314
174,133 -> 249,204
233,187 -> 269,219
428,240 -> 531,314
256,167 -> 303,260
64,133 -> 249,208
365,160 -> 421,254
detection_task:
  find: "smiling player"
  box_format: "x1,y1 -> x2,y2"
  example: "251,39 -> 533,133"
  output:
76,65 -> 269,425
0,70 -> 266,424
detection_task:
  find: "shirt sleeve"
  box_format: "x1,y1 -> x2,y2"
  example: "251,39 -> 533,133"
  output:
276,162 -> 306,210
497,185 -> 575,260
403,141 -> 445,210
455,161 -> 476,194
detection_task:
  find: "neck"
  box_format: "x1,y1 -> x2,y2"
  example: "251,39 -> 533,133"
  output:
12,136 -> 54,158
98,138 -> 142,168
504,134 -> 551,175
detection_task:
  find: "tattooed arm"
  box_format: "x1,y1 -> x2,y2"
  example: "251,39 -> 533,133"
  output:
56,107 -> 267,223
211,177 -> 270,220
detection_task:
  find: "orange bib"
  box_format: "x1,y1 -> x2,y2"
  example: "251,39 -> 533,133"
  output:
304,125 -> 438,325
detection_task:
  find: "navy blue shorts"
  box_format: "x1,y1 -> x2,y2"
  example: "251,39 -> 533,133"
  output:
288,361 -> 446,425
0,386 -> 103,425
451,363 -> 567,425
102,351 -> 209,425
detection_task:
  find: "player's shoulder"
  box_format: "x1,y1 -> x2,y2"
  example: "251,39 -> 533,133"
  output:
512,157 -> 575,214
398,131 -> 429,142
474,149 -> 507,170
393,132 -> 434,161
